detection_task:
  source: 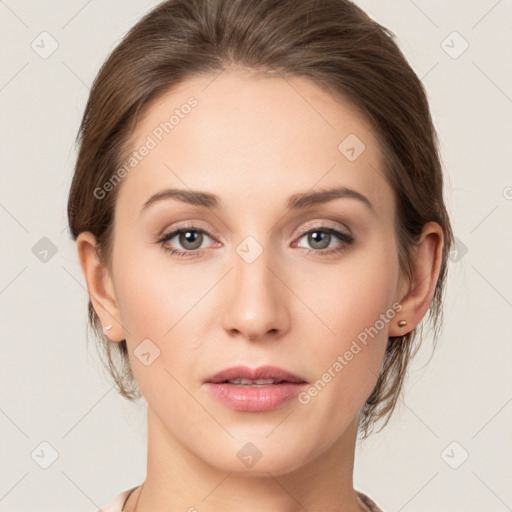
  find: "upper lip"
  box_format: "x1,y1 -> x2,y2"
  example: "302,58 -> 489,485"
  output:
204,365 -> 308,384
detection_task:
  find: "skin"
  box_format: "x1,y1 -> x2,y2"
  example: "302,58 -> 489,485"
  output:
77,67 -> 443,512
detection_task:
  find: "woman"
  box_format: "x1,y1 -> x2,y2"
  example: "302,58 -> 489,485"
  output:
67,0 -> 453,510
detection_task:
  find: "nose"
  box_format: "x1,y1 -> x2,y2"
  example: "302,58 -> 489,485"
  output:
221,247 -> 290,342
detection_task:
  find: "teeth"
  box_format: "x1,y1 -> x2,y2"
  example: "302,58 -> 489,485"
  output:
227,378 -> 282,385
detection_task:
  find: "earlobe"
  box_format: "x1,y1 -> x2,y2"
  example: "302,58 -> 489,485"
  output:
76,231 -> 124,342
389,222 -> 444,337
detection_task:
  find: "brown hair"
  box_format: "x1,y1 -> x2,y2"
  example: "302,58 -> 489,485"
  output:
67,0 -> 453,439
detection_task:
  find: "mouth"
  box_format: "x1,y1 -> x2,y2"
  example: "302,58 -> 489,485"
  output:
203,365 -> 308,412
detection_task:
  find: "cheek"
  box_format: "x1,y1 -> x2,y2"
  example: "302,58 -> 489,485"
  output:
111,246 -> 210,385
304,239 -> 399,344
298,242 -> 398,402
112,238 -> 203,335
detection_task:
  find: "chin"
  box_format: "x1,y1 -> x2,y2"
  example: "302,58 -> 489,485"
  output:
198,439 -> 312,477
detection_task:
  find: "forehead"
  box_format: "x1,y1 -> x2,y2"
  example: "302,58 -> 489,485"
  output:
117,68 -> 393,219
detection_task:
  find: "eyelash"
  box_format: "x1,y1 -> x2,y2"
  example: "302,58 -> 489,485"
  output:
156,222 -> 355,259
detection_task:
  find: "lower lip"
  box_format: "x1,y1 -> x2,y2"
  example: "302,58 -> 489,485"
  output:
204,382 -> 307,412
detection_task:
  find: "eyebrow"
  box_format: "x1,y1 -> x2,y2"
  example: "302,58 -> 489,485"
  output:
140,185 -> 375,215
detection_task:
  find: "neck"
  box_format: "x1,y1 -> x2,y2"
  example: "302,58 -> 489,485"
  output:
126,407 -> 367,512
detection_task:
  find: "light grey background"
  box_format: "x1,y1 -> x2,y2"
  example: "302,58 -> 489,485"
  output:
1,1 -> 511,511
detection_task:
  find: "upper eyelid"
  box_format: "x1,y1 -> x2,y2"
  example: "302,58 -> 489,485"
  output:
294,221 -> 351,237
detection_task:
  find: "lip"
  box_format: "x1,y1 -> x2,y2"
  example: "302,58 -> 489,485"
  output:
204,365 -> 307,384
203,365 -> 308,412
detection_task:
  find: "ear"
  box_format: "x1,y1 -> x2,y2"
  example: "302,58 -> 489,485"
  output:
389,222 -> 444,337
76,231 -> 125,342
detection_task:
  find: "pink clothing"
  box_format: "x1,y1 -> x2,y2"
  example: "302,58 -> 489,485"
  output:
98,487 -> 383,511
98,487 -> 137,512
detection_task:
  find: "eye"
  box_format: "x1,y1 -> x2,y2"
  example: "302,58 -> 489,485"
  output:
293,226 -> 355,257
157,224 -> 217,258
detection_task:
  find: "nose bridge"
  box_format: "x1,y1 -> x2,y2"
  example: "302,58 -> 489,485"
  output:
234,241 -> 274,300
222,233 -> 288,340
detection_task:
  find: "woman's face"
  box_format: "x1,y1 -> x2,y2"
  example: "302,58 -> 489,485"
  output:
108,68 -> 404,474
